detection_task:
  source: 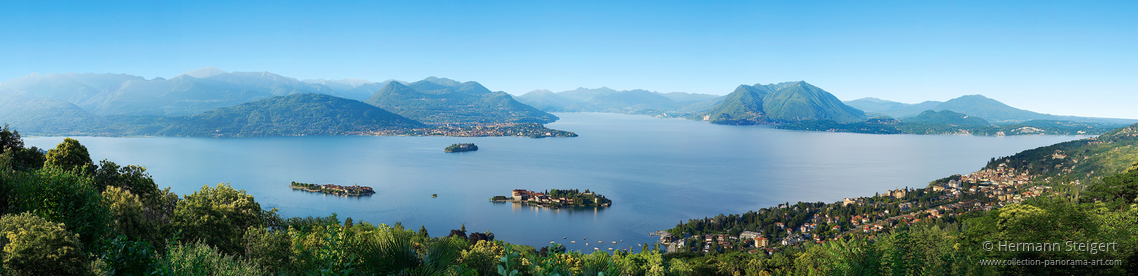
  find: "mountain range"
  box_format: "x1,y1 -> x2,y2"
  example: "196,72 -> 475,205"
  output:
3,68 -> 1135,137
845,95 -> 1136,125
516,87 -> 722,114
366,78 -> 557,124
0,68 -> 560,136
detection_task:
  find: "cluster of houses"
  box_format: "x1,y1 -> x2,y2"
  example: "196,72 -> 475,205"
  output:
291,182 -> 375,196
656,159 -> 1074,256
511,189 -> 577,204
505,189 -> 611,207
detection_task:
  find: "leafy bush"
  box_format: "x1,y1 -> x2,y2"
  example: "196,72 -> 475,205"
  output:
0,213 -> 90,275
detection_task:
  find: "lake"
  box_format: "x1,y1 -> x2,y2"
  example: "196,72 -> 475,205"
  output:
25,113 -> 1082,252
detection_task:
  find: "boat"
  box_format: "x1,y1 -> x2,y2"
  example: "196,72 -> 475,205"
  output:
571,241 -> 576,243
611,241 -> 616,244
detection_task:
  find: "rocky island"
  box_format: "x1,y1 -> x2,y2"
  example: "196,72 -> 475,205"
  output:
290,181 -> 375,196
445,143 -> 478,153
491,189 -> 612,208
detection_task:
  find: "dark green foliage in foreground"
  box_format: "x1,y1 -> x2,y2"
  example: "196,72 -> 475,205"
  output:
172,183 -> 273,256
0,213 -> 90,275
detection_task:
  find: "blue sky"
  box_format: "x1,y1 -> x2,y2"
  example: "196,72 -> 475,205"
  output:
2,1 -> 1136,118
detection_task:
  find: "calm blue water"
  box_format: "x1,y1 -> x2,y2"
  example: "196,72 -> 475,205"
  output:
25,113 -> 1081,252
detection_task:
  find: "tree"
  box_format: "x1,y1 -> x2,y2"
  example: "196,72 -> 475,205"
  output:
103,186 -> 158,243
6,146 -> 46,171
2,167 -> 111,247
44,137 -> 95,174
95,159 -> 160,201
0,123 -> 23,153
0,213 -> 90,275
172,183 -> 268,255
1084,164 -> 1138,208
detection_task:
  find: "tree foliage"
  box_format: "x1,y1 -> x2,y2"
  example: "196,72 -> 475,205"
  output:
0,213 -> 90,275
44,137 -> 95,174
171,183 -> 269,255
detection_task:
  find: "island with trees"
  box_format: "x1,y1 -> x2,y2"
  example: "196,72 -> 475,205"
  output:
491,189 -> 612,208
444,143 -> 478,153
289,181 -> 375,196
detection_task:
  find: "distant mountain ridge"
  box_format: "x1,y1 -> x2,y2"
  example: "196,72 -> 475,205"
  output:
700,81 -> 867,124
159,93 -> 425,136
845,95 -> 1137,125
365,78 -> 557,124
516,87 -> 722,114
0,68 -> 415,117
0,68 -> 567,136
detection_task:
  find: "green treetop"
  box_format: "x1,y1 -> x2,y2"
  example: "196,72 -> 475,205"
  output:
45,137 -> 95,174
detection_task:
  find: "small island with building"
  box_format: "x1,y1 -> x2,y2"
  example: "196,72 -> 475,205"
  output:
491,189 -> 612,208
290,181 -> 375,196
444,143 -> 478,153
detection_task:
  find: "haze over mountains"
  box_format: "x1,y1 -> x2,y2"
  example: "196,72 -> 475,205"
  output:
1,67 -> 1133,136
845,95 -> 1137,124
516,87 -> 722,114
366,77 -> 557,124
0,68 -> 559,136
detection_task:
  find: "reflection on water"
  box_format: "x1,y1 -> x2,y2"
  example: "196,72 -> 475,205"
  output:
501,201 -> 607,214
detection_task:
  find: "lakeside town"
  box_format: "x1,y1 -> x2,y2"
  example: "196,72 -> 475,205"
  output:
352,123 -> 578,138
492,189 -> 613,208
656,160 -> 1063,255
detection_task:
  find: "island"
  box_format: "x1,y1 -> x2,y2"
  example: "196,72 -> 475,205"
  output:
491,189 -> 612,208
289,181 -> 375,196
445,143 -> 478,153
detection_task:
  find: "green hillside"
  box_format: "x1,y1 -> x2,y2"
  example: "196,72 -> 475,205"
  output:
901,110 -> 991,126
699,81 -> 866,124
365,80 -> 557,124
155,93 -> 424,137
698,84 -> 771,124
984,123 -> 1138,185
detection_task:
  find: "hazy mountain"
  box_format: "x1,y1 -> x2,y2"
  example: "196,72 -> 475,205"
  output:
931,95 -> 1052,123
0,68 -> 391,117
0,73 -> 145,104
844,97 -> 941,118
181,66 -> 227,78
0,93 -> 103,134
845,95 -> 1138,125
700,81 -> 866,124
901,110 -> 991,126
365,79 -> 557,124
158,93 -> 424,136
516,87 -> 721,114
